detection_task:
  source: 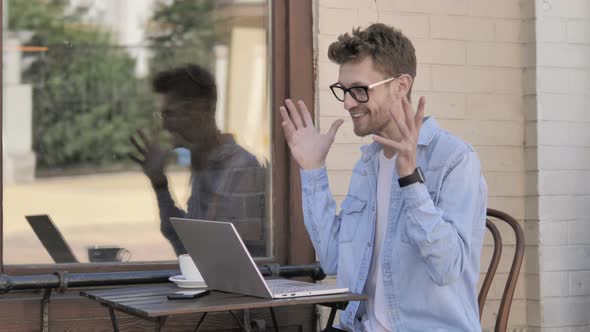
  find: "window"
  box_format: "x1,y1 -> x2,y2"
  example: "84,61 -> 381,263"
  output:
1,0 -> 314,273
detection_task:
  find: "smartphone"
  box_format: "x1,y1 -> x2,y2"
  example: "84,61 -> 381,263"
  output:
167,289 -> 210,300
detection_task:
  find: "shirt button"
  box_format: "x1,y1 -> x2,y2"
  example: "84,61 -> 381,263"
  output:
367,242 -> 371,247
362,171 -> 367,176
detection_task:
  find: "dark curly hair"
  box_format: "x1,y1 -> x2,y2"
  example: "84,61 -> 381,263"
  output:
328,23 -> 416,99
152,64 -> 217,113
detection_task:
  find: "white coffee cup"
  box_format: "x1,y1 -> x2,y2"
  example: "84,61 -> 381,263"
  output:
178,254 -> 204,281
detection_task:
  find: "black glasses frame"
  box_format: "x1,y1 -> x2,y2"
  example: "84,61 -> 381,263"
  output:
329,76 -> 400,103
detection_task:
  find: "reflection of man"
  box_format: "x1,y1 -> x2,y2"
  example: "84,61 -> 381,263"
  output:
280,24 -> 487,331
129,64 -> 266,256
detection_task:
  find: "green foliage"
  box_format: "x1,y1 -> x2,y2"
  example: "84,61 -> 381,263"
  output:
9,0 -> 156,169
147,0 -> 216,72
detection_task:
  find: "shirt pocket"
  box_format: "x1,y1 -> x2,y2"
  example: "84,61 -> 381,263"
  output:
339,196 -> 367,243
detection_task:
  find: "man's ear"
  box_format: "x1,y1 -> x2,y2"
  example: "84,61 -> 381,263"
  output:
395,74 -> 413,97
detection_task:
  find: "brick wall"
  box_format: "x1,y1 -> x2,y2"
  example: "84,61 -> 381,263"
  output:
529,0 -> 590,330
316,0 -> 531,330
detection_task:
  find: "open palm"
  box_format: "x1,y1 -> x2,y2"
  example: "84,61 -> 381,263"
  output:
280,99 -> 344,170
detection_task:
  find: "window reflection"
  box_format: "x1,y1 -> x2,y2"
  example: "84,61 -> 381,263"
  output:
2,0 -> 271,264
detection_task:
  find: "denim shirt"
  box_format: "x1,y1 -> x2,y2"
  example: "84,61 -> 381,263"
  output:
301,118 -> 487,332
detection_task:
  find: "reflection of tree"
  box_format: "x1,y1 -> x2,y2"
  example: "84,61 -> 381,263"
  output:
147,0 -> 216,73
8,0 -> 156,170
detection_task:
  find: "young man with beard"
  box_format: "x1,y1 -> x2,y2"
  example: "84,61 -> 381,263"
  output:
280,24 -> 487,331
129,64 -> 266,257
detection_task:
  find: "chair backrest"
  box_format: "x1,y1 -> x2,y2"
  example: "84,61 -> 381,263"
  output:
478,208 -> 525,332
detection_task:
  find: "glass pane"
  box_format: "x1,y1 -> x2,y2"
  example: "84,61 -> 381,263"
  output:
2,0 -> 271,264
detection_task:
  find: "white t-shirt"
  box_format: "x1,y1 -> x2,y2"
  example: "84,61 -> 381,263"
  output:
362,150 -> 396,332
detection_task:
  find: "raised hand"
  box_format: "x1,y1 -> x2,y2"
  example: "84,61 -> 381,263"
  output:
280,99 -> 344,170
372,96 -> 426,177
128,129 -> 172,187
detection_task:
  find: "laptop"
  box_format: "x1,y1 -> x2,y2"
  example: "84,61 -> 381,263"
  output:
25,215 -> 79,263
170,218 -> 349,299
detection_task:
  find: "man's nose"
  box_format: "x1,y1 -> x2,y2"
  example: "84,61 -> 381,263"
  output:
343,92 -> 359,111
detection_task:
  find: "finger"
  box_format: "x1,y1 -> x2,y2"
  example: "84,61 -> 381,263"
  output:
327,119 -> 344,141
298,100 -> 314,128
390,102 -> 410,138
372,135 -> 403,150
415,96 -> 426,130
136,128 -> 151,148
280,107 -> 296,140
129,135 -> 146,155
127,153 -> 144,165
285,99 -> 304,129
402,96 -> 415,133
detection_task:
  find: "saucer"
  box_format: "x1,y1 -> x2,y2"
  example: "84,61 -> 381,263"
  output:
169,275 -> 207,289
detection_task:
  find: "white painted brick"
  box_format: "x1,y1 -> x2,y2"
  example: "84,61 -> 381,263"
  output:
467,94 -> 524,121
538,195 -> 590,222
538,171 -> 590,195
539,220 -> 569,245
487,195 -> 526,220
525,147 -> 537,173
570,271 -> 590,296
567,20 -> 590,44
540,271 -> 570,297
524,95 -> 537,122
527,274 -> 541,301
327,170 -> 352,196
525,172 -> 538,196
318,7 -> 358,35
537,68 -> 570,94
526,245 -> 541,275
484,171 -> 526,196
477,146 -> 525,172
568,220 -> 590,246
537,94 -> 590,122
537,146 -> 590,170
317,34 -> 339,64
525,219 -> 540,247
325,144 -> 362,170
524,68 -> 537,95
467,42 -> 523,67
481,299 -> 528,329
320,117 -> 363,144
432,65 -> 522,94
318,62 -> 340,92
569,70 -> 590,94
539,296 -> 590,327
495,20 -> 535,43
388,0 -> 468,15
356,11 -> 430,39
413,64 -> 432,91
319,0 -> 363,9
537,122 -> 590,147
440,119 -> 524,146
541,245 -> 590,271
527,299 -> 541,326
431,16 -> 495,41
538,44 -> 590,68
418,92 -> 466,119
469,0 -> 522,19
413,39 -> 467,65
537,17 -> 568,42
540,0 -> 590,20
319,90 -> 347,117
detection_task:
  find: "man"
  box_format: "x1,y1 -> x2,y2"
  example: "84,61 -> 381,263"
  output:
280,24 -> 487,331
129,64 -> 267,257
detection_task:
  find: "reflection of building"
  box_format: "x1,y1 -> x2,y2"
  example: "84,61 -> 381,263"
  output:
2,34 -> 36,184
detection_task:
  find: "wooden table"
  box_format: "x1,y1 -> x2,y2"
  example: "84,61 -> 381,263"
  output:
81,283 -> 366,331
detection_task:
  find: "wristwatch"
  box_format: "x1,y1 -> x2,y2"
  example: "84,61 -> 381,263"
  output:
398,167 -> 425,188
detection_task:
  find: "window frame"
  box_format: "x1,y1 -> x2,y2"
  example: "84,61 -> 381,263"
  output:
0,0 -> 315,275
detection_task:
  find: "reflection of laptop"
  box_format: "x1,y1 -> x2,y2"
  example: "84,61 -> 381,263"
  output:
170,218 -> 349,299
25,215 -> 78,263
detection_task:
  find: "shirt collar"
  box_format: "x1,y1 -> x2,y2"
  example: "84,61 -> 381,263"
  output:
360,116 -> 439,161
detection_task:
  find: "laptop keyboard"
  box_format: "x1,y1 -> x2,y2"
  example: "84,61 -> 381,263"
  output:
267,280 -> 337,295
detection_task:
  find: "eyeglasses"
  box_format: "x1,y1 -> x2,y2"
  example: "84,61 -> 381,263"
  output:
329,76 -> 400,103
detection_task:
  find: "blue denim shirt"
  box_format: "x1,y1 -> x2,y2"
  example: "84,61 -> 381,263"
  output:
301,118 -> 487,331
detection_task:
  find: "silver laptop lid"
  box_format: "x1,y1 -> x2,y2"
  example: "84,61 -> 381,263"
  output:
170,218 -> 273,298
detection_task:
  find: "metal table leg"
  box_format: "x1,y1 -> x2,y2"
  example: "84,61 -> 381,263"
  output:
193,312 -> 208,332
269,307 -> 280,332
108,307 -> 120,332
155,316 -> 167,332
